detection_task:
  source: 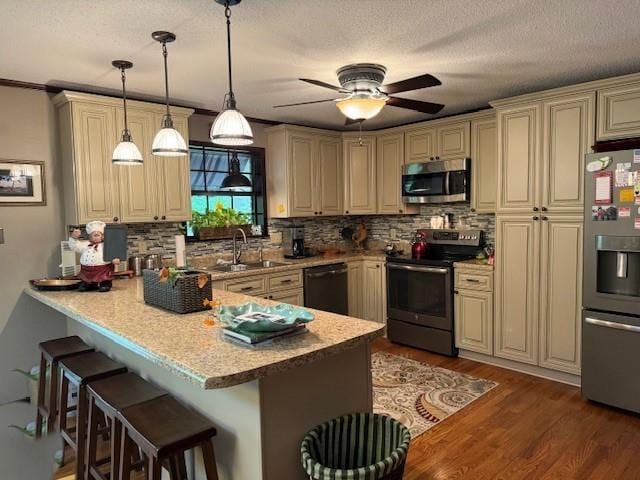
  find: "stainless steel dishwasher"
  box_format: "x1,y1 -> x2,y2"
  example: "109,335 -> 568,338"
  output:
304,263 -> 348,315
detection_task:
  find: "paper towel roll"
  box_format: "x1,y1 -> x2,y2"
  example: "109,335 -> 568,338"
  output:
175,235 -> 186,267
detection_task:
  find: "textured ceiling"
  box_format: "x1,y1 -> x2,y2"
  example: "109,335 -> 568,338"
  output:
3,0 -> 640,130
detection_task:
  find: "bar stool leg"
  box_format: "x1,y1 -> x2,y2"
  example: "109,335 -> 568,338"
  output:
119,428 -> 133,480
148,456 -> 161,480
47,361 -> 59,434
35,353 -> 47,438
110,418 -> 122,480
75,386 -> 88,480
176,454 -> 188,479
201,440 -> 219,480
85,396 -> 98,480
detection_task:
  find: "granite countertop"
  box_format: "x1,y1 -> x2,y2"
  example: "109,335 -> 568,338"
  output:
453,259 -> 494,270
195,251 -> 389,281
24,280 -> 384,389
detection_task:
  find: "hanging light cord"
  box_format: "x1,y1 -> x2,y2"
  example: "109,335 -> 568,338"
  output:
120,67 -> 131,140
161,41 -> 171,119
224,1 -> 236,109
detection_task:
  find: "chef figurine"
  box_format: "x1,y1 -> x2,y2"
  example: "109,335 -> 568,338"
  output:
69,221 -> 120,292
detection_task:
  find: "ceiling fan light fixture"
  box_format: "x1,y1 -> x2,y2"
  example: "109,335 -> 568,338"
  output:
336,95 -> 387,120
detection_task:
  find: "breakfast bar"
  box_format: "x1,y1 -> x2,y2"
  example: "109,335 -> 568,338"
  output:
25,279 -> 385,480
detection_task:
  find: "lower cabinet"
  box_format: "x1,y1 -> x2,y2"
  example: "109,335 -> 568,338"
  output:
362,260 -> 386,324
348,261 -> 363,318
212,270 -> 304,306
269,288 -> 304,306
454,265 -> 494,355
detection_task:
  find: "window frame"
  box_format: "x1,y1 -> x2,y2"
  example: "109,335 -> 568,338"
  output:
186,141 -> 268,241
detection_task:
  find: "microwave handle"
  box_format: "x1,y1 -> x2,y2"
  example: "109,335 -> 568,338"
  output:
444,171 -> 450,195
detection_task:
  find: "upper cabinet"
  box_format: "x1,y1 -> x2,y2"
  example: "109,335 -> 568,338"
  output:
404,126 -> 436,162
54,91 -> 193,226
343,135 -> 377,215
405,121 -> 469,163
376,132 -> 417,215
266,126 -> 342,218
597,82 -> 640,141
470,115 -> 497,213
436,121 -> 470,159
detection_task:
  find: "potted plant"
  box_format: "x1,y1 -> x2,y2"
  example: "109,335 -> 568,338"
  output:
190,202 -> 252,240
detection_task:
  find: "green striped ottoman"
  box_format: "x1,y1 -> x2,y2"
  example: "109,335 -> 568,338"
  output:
301,413 -> 411,480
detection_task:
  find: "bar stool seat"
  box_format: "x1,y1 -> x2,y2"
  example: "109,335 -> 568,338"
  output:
117,395 -> 219,480
59,351 -> 127,480
36,336 -> 94,438
86,373 -> 168,480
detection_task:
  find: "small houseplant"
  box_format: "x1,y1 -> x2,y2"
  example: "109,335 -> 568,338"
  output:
190,202 -> 252,240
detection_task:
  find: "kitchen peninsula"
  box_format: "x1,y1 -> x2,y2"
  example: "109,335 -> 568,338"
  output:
25,279 -> 384,480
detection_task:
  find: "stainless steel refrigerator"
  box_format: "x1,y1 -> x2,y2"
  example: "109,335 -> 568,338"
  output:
582,149 -> 640,413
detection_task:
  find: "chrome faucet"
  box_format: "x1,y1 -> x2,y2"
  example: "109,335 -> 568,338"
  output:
232,228 -> 248,265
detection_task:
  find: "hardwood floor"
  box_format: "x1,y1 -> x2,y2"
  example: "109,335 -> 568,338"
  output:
372,338 -> 640,480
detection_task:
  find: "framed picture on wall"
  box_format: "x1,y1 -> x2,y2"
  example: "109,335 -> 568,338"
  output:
0,160 -> 46,206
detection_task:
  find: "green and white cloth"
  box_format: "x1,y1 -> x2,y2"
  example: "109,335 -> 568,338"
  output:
301,413 -> 411,480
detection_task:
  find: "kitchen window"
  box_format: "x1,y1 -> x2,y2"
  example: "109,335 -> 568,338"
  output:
187,141 -> 267,239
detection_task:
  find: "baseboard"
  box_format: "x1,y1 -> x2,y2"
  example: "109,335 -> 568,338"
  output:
459,349 -> 581,387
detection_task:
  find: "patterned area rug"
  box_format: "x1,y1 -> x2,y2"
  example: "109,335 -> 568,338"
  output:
372,352 -> 498,438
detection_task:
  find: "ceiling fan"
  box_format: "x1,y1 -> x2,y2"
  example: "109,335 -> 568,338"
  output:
273,63 -> 444,124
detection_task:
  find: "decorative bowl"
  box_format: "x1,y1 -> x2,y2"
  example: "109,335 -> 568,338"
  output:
219,302 -> 314,333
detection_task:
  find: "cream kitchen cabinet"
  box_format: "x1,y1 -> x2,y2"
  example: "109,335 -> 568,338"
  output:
597,81 -> 640,140
343,135 -> 376,215
538,215 -> 583,375
266,126 -> 342,218
362,259 -> 386,324
404,121 -> 470,163
375,133 -> 418,215
348,261 -> 363,318
270,288 -> 304,306
404,126 -> 436,162
454,265 -> 494,356
213,269 -> 304,306
494,214 -> 583,373
470,116 -> 497,213
54,91 -> 193,226
495,92 -> 593,214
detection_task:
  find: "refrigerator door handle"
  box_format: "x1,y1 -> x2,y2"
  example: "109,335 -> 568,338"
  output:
585,317 -> 640,333
616,251 -> 628,278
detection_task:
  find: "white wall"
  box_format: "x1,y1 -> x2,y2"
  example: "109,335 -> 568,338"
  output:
0,86 -> 67,403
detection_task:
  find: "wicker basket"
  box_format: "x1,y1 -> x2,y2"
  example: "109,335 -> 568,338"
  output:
143,270 -> 212,314
195,225 -> 252,240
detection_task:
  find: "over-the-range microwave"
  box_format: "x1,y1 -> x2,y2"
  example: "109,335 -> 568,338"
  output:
402,158 -> 470,204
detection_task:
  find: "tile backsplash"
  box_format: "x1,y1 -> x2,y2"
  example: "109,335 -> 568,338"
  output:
125,205 -> 494,260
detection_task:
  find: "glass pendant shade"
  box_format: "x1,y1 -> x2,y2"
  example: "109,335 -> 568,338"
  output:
112,137 -> 143,165
220,151 -> 252,191
336,96 -> 387,120
152,120 -> 188,156
210,107 -> 254,146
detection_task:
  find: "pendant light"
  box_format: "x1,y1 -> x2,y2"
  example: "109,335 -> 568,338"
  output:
151,31 -> 188,156
210,0 -> 254,146
220,150 -> 251,191
112,60 -> 143,165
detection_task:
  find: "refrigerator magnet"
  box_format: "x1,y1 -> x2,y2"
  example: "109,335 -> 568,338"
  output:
635,218 -> 640,230
595,171 -> 613,204
619,207 -> 631,217
587,156 -> 612,172
620,188 -> 635,203
634,149 -> 640,163
592,205 -> 617,221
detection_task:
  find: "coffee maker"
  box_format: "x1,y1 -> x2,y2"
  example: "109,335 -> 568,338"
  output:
282,226 -> 306,259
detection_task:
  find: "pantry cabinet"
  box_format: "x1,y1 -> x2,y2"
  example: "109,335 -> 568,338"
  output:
362,259 -> 386,324
54,91 -> 193,226
597,81 -> 640,140
266,126 -> 342,218
343,135 -> 377,214
470,116 -> 497,213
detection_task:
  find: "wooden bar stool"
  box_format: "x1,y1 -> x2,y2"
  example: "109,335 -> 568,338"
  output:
35,336 -> 94,438
117,395 -> 219,480
59,351 -> 127,480
85,372 -> 168,480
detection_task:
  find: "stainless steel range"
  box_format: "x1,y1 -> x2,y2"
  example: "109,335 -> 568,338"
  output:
386,229 -> 484,356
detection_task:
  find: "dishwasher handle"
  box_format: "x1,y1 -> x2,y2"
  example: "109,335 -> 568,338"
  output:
585,317 -> 640,334
305,268 -> 348,279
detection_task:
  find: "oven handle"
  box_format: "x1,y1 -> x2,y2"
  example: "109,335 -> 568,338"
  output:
387,264 -> 449,274
585,317 -> 640,333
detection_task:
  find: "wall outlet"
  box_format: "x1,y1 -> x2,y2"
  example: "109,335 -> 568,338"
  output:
390,228 -> 397,240
334,228 -> 341,239
137,240 -> 148,253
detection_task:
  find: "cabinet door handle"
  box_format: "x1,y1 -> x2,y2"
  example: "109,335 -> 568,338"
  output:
319,211 -> 323,215
113,217 -> 119,222
153,216 -> 159,220
470,208 -> 476,213
345,210 -> 350,214
541,206 -> 548,211
279,279 -> 293,284
533,207 -> 539,212
376,265 -> 380,268
399,209 -> 403,213
542,216 -> 548,221
533,216 -> 539,220
465,278 -> 480,283
314,211 -> 318,215
240,286 -> 253,291
161,215 -> 166,220
454,290 -> 459,294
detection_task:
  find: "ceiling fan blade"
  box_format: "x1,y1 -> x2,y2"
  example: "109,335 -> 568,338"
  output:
300,78 -> 350,93
379,74 -> 441,94
273,98 -> 338,108
386,96 -> 445,115
344,118 -> 364,126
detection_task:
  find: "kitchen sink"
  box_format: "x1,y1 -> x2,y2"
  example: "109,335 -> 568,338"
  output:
245,260 -> 288,268
204,260 -> 288,273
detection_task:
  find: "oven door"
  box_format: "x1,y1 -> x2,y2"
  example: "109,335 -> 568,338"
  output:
386,263 -> 453,329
